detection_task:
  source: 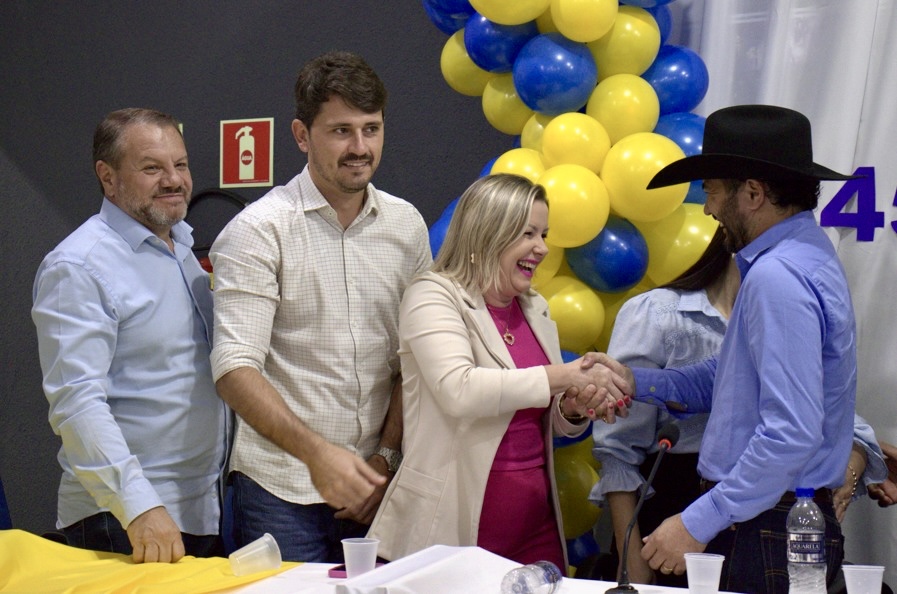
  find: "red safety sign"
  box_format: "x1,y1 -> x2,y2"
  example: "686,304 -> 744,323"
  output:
220,118 -> 274,187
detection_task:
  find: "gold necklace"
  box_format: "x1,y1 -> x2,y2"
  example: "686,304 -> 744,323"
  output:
487,302 -> 515,346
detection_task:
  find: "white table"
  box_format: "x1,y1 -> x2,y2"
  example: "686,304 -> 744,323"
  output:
227,546 -> 692,594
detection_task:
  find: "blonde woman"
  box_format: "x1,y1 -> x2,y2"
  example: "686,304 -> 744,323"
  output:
368,174 -> 629,570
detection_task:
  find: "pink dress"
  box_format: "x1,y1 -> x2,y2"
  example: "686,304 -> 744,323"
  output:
477,298 -> 565,572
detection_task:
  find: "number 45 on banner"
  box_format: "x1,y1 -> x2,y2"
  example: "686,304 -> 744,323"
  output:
820,167 -> 896,241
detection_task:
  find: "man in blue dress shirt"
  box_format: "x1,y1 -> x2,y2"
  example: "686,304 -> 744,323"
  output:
592,105 -> 860,594
32,108 -> 228,563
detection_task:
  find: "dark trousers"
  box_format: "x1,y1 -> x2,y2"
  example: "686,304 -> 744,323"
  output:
62,511 -> 224,558
230,471 -> 368,563
605,452 -> 701,587
705,498 -> 843,594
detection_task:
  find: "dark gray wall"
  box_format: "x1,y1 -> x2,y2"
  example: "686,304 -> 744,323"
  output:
0,1 -> 511,535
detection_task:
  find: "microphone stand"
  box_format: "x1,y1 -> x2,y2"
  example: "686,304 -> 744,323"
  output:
605,431 -> 677,594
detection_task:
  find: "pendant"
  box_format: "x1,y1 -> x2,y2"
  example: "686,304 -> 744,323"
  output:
502,330 -> 515,346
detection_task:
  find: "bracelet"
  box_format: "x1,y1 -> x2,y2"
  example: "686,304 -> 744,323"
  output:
847,463 -> 858,499
558,394 -> 586,422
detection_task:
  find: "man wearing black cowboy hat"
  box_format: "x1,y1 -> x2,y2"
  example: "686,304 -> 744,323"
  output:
591,104 -> 859,594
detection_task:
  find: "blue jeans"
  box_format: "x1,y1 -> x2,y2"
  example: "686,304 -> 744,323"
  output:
62,512 -> 224,557
230,472 -> 368,563
705,498 -> 843,594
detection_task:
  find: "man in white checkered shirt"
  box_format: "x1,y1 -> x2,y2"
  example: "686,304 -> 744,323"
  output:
209,51 -> 431,563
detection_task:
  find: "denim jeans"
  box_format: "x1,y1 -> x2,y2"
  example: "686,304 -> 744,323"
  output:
230,471 -> 368,563
62,511 -> 224,557
705,498 -> 843,594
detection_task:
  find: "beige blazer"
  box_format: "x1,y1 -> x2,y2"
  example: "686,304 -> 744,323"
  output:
368,272 -> 587,563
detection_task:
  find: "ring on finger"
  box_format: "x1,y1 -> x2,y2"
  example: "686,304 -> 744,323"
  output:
661,565 -> 673,574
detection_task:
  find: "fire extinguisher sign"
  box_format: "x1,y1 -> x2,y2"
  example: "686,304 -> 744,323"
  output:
220,118 -> 274,188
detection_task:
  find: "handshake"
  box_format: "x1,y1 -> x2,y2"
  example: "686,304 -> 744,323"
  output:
556,352 -> 635,424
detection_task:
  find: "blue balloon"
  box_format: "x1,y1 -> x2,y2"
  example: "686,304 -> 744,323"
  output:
429,198 -> 459,257
645,4 -> 673,45
421,0 -> 474,35
561,349 -> 580,363
429,0 -> 472,11
512,33 -> 598,116
479,155 -> 499,177
619,0 -> 676,7
653,112 -> 705,157
553,421 -> 594,448
642,45 -> 710,115
566,531 -> 601,567
464,13 -> 538,73
566,216 -> 648,293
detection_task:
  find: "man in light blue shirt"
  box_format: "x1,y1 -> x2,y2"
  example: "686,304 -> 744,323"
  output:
592,105 -> 860,594
32,108 -> 227,563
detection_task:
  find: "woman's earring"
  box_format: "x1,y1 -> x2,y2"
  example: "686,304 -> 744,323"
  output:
470,253 -> 475,264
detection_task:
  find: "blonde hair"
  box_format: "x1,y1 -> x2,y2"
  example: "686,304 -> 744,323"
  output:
433,174 -> 547,297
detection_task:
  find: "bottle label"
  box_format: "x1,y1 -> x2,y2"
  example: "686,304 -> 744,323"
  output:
787,533 -> 824,563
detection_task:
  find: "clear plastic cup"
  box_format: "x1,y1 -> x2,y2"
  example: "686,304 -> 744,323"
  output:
228,533 -> 282,576
342,537 -> 379,578
842,565 -> 885,594
685,553 -> 725,594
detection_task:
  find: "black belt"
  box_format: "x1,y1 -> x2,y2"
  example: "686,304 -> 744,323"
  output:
699,479 -> 833,506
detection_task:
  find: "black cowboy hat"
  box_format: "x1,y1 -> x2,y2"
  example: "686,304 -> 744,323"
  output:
647,104 -> 859,189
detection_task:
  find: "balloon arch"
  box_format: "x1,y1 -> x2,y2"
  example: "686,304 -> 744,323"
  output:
423,0 -> 716,570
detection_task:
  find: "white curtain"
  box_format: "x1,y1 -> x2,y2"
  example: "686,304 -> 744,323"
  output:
670,0 -> 897,585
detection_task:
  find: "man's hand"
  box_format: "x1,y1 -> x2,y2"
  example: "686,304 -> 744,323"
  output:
640,514 -> 705,576
126,506 -> 185,563
868,440 -> 897,507
581,352 -> 635,391
335,455 -> 392,524
306,442 -> 387,514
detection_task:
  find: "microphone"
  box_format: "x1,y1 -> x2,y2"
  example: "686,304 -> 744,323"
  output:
606,423 -> 681,594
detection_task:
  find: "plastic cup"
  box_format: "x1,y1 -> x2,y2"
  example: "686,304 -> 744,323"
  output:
685,553 -> 725,594
228,533 -> 282,576
342,537 -> 379,578
842,565 -> 885,594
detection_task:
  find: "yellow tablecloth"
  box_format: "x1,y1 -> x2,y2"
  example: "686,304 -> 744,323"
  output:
0,529 -> 299,593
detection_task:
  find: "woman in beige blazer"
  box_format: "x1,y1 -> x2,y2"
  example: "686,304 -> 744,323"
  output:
368,174 -> 630,571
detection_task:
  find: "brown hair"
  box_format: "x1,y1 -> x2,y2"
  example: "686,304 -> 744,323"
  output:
294,51 -> 387,127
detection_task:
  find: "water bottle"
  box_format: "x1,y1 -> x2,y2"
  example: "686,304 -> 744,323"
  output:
787,488 -> 826,594
500,560 -> 562,594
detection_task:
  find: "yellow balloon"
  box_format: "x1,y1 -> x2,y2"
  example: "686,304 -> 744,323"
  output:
586,74 -> 660,144
540,164 -> 610,248
587,6 -> 661,80
490,147 -> 545,183
541,112 -> 611,173
482,74 -> 534,135
440,29 -> 497,97
634,203 -> 718,285
550,0 -> 618,43
520,113 -> 555,152
556,432 -> 601,472
600,132 -> 688,223
535,6 -> 559,33
532,242 -> 564,291
553,450 -> 601,539
542,274 -> 605,353
469,0 -> 551,25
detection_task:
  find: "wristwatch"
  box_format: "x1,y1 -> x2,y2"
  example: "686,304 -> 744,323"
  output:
374,446 -> 403,474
